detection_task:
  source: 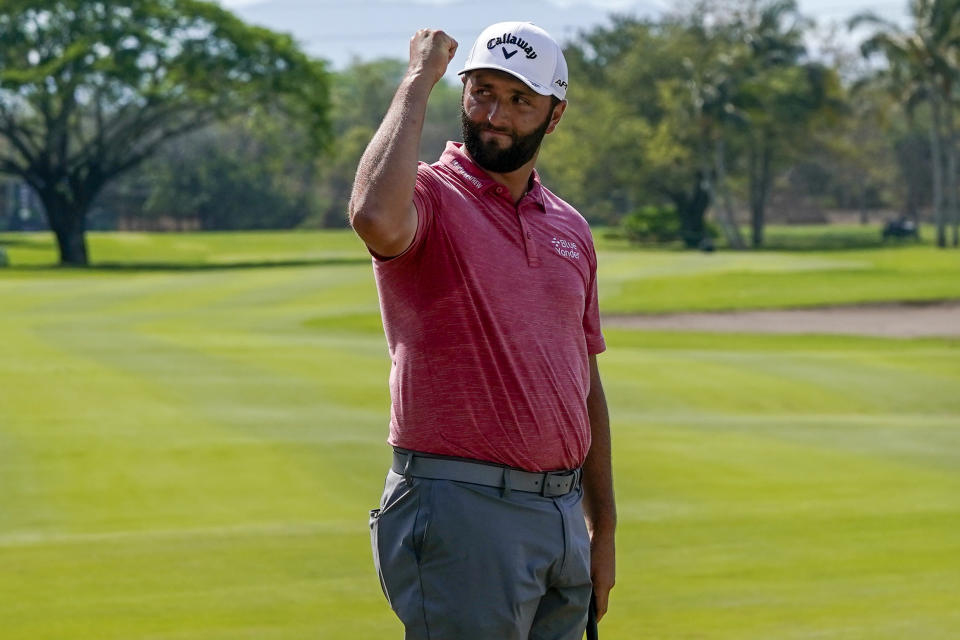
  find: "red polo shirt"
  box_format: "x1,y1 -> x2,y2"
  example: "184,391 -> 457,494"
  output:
372,142 -> 605,471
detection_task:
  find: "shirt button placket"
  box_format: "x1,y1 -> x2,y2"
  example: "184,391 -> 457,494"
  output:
518,213 -> 540,267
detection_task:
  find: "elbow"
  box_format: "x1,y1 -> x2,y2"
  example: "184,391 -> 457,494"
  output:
348,199 -> 381,241
347,194 -> 368,230
349,202 -> 414,258
348,201 -> 382,240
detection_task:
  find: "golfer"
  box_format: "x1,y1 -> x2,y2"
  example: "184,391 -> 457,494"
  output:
350,21 -> 615,640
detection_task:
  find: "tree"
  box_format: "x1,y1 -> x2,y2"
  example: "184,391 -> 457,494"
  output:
545,16 -> 717,245
0,0 -> 331,265
138,111 -> 319,230
720,0 -> 842,247
543,3 -> 841,249
674,6 -> 751,249
825,81 -> 898,223
852,0 -> 960,248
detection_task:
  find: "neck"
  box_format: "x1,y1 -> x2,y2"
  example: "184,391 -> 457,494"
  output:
464,148 -> 539,203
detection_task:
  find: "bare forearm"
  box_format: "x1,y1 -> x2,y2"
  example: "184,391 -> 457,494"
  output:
349,71 -> 432,225
349,29 -> 456,257
583,354 -> 616,620
583,379 -> 615,535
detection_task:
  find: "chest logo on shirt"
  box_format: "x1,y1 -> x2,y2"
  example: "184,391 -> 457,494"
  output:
551,237 -> 581,260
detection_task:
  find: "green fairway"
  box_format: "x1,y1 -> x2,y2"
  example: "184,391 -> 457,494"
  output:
593,228 -> 960,313
1,230 -> 959,638
4,228 -> 960,313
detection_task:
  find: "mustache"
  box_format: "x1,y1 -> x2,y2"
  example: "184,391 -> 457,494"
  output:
478,123 -> 514,136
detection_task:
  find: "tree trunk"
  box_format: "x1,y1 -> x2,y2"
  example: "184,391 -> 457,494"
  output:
713,138 -> 746,250
54,219 -> 89,266
673,175 -> 710,249
749,148 -> 759,247
929,92 -> 946,248
945,102 -> 958,248
37,188 -> 90,266
748,135 -> 772,248
859,183 -> 868,225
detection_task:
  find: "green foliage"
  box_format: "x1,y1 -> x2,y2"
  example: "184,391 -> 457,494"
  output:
97,56 -> 437,232
542,3 -> 843,248
101,108 -> 323,230
143,124 -> 313,230
542,17 -> 695,221
851,0 -> 960,248
303,59 -> 461,227
621,205 -> 681,243
0,0 -> 332,263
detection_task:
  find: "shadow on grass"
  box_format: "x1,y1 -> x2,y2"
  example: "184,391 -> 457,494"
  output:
3,256 -> 371,272
0,237 -> 55,249
757,235 -> 926,252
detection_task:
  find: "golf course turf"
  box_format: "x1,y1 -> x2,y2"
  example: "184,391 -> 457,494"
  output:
1,230 -> 958,638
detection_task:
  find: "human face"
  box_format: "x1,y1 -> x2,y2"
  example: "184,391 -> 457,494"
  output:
460,70 -> 562,173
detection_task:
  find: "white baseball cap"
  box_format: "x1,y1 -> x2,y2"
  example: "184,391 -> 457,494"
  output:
458,21 -> 569,101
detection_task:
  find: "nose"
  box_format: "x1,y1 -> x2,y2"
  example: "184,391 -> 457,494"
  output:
486,99 -> 511,129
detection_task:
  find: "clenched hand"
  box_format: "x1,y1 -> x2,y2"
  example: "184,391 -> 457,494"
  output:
408,29 -> 458,85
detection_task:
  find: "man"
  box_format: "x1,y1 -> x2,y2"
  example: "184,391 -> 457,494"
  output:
350,21 -> 615,640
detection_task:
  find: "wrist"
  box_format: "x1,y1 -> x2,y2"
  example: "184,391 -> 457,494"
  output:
404,65 -> 442,87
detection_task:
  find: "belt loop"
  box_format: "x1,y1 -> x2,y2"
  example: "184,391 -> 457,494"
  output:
501,468 -> 512,499
402,451 -> 415,487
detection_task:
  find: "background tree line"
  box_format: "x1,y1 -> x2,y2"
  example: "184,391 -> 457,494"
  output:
1,0 -> 958,265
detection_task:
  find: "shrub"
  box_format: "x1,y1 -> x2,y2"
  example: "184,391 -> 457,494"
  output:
622,205 -> 680,243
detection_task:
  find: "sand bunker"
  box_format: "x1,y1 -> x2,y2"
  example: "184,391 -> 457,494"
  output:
603,301 -> 960,338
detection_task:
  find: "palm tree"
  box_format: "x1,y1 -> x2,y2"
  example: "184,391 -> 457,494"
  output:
938,0 -> 960,246
731,0 -> 834,248
680,19 -> 749,250
852,0 -> 960,248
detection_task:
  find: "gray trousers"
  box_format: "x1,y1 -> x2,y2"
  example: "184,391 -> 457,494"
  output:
370,468 -> 592,640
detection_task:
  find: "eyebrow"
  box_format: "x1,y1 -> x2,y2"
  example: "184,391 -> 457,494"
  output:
473,77 -> 537,99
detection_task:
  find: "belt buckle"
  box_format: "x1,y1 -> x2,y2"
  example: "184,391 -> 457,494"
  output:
541,470 -> 575,497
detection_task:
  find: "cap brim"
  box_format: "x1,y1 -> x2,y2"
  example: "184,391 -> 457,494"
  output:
458,63 -> 555,97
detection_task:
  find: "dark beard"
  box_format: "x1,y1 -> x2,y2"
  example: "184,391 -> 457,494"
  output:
460,106 -> 552,173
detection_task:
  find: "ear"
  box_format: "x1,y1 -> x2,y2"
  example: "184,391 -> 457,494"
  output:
545,100 -> 567,135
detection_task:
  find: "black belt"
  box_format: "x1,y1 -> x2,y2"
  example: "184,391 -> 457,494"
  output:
391,449 -> 581,497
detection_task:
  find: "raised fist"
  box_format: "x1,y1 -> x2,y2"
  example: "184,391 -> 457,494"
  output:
409,29 -> 458,85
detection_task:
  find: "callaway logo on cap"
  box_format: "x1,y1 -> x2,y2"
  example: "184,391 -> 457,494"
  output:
458,21 -> 569,101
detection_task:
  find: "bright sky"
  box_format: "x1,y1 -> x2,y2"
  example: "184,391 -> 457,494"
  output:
218,0 -> 910,72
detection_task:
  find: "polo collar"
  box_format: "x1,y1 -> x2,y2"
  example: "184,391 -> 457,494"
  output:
439,142 -> 546,212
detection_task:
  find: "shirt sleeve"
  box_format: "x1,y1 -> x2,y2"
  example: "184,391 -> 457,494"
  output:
582,230 -> 606,355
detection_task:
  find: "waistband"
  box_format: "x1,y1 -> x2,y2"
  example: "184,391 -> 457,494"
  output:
391,448 -> 581,497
